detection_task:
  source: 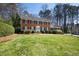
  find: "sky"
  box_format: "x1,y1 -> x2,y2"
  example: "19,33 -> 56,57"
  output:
19,3 -> 79,23
19,3 -> 79,16
20,3 -> 55,16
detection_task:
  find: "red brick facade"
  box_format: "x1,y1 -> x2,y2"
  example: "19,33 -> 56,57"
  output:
21,18 -> 51,32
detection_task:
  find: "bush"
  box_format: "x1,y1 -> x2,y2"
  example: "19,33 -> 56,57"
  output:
52,30 -> 63,34
56,30 -> 63,34
0,17 -> 13,26
45,31 -> 49,34
0,22 -> 15,37
15,27 -> 21,33
24,31 -> 30,34
52,30 -> 57,34
31,31 -> 35,33
41,31 -> 45,33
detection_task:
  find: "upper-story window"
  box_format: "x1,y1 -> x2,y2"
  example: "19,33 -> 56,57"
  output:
42,22 -> 44,25
36,21 -> 37,24
44,22 -> 47,25
47,22 -> 50,25
31,21 -> 34,24
33,21 -> 35,24
22,20 -> 25,24
30,20 -> 32,24
27,20 -> 29,24
39,21 -> 41,24
44,22 -> 45,25
46,22 -> 47,25
25,20 -> 27,24
27,20 -> 31,24
34,21 -> 37,24
37,21 -> 39,24
39,21 -> 42,25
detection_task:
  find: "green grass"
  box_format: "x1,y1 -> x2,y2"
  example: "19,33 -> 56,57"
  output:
0,34 -> 79,56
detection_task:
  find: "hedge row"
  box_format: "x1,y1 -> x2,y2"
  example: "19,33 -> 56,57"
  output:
0,22 -> 15,37
22,30 -> 63,34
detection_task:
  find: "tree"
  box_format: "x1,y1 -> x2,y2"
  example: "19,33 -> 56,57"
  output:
62,4 -> 70,33
67,5 -> 78,34
39,4 -> 52,19
0,3 -> 17,20
74,6 -> 79,34
53,4 -> 78,33
53,4 -> 63,26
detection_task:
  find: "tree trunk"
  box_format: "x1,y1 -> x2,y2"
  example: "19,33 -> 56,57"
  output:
71,15 -> 74,34
77,10 -> 79,34
57,17 -> 59,26
63,12 -> 67,33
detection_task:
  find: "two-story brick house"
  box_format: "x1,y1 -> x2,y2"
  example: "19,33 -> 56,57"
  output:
21,17 -> 51,32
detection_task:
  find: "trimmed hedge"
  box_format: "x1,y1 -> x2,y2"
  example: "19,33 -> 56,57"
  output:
0,22 -> 15,37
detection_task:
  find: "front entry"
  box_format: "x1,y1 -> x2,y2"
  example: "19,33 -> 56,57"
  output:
36,26 -> 40,32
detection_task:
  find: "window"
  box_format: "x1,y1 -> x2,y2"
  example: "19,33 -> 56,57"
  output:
27,20 -> 29,24
47,27 -> 48,31
22,26 -> 25,31
49,22 -> 50,25
44,22 -> 47,25
22,20 -> 25,24
34,27 -> 36,30
44,27 -> 46,31
31,21 -> 34,24
42,27 -> 44,31
42,22 -> 44,25
40,21 -> 42,25
34,21 -> 36,24
27,20 -> 31,24
29,27 -> 31,30
25,20 -> 27,24
36,21 -> 37,24
27,26 -> 31,30
37,21 -> 39,24
30,20 -> 32,24
46,22 -> 47,25
27,26 -> 29,29
34,21 -> 37,24
40,27 -> 42,31
47,22 -> 48,24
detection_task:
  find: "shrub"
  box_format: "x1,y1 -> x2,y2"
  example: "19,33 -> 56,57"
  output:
41,31 -> 45,33
31,31 -> 35,33
24,31 -> 30,34
56,30 -> 63,34
15,27 -> 21,33
0,17 -> 13,26
0,22 -> 15,37
52,30 -> 63,34
52,30 -> 57,34
45,31 -> 49,34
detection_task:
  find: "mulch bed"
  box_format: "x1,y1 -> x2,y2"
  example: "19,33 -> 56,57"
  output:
0,34 -> 17,43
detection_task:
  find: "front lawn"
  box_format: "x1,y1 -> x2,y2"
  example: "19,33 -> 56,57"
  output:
0,34 -> 79,56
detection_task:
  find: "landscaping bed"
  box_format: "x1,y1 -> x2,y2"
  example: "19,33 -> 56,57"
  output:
0,34 -> 17,43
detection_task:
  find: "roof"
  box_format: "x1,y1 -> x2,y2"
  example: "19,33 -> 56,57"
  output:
21,16 -> 51,22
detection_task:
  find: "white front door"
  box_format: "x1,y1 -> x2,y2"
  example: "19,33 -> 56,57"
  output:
31,26 -> 34,31
36,26 -> 40,32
